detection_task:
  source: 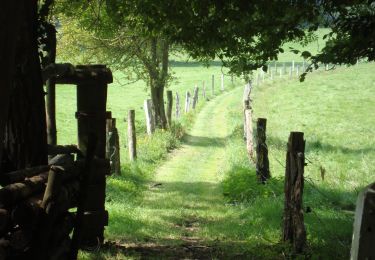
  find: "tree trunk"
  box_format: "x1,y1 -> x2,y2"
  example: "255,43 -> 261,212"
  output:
1,0 -> 48,173
0,2 -> 22,170
147,38 -> 169,130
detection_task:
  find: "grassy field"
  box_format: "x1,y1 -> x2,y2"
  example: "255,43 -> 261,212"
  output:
52,28 -> 375,258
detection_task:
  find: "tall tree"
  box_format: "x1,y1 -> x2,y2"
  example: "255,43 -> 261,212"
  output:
55,0 -> 172,129
107,0 -> 375,77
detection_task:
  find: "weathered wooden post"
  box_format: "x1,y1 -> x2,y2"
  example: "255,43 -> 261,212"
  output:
175,92 -> 180,119
144,99 -> 155,135
75,64 -> 112,246
202,81 -> 206,99
127,110 -> 137,161
289,66 -> 293,79
221,73 -> 224,91
292,60 -> 295,71
166,90 -> 173,127
279,68 -> 282,78
211,74 -> 215,95
45,25 -> 57,146
296,65 -> 300,77
245,108 -> 254,160
243,83 -> 252,139
106,118 -> 121,175
192,86 -> 199,109
256,118 -> 270,182
283,132 -> 307,253
351,183 -> 375,260
185,91 -> 191,113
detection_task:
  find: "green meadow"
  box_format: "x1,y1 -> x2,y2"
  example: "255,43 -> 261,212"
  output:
53,29 -> 375,259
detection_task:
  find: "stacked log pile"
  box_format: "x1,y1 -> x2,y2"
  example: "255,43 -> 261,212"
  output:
0,146 -> 110,259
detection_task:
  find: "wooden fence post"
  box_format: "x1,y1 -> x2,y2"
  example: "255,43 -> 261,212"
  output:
175,92 -> 180,119
185,91 -> 191,113
45,27 -> 57,147
243,83 -> 252,139
256,118 -> 270,182
351,183 -> 375,260
221,73 -> 224,91
292,60 -> 295,71
166,90 -> 173,127
144,99 -> 155,135
106,118 -> 121,175
245,109 -> 254,160
192,86 -> 199,109
296,65 -> 300,78
211,74 -> 215,95
127,110 -> 137,161
283,132 -> 307,253
202,81 -> 206,99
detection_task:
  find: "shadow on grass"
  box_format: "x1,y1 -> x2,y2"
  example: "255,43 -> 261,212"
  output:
182,134 -> 226,147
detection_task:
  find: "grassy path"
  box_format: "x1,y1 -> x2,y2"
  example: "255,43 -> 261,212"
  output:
105,87 -> 258,258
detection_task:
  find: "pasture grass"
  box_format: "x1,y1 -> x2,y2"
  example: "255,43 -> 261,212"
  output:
220,61 -> 375,258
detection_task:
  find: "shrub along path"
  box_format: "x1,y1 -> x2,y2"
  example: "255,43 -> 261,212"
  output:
100,87 -> 276,258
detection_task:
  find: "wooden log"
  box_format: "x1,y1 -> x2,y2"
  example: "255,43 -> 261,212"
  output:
0,165 -> 50,185
283,132 -> 306,253
175,92 -> 180,119
35,166 -> 65,259
47,144 -> 81,157
49,154 -> 74,166
144,99 -> 155,135
128,110 -> 137,161
192,86 -> 199,109
166,90 -> 173,127
0,209 -> 9,236
256,118 -> 270,183
211,75 -> 215,95
11,196 -> 42,230
0,172 -> 49,208
42,63 -> 75,83
184,91 -> 191,113
245,109 -> 254,160
106,118 -> 121,175
54,65 -> 113,85
351,182 -> 375,260
42,166 -> 63,214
